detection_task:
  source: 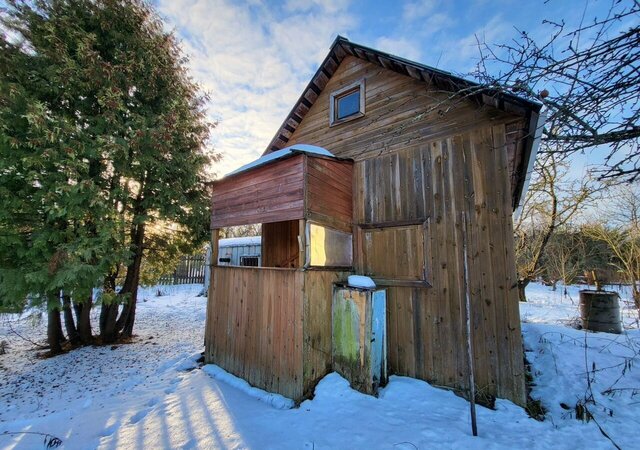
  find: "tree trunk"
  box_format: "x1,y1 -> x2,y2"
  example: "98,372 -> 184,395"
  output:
518,278 -> 530,302
117,222 -> 145,339
75,295 -> 93,344
73,301 -> 83,326
100,303 -> 120,344
101,178 -> 147,343
47,303 -> 64,355
120,299 -> 138,338
61,295 -> 79,345
100,269 -> 121,343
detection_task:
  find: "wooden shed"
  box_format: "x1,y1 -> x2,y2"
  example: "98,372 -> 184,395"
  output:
206,36 -> 543,406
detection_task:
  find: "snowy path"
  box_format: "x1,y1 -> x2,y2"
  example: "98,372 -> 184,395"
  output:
1,283 -> 639,449
0,285 -> 207,448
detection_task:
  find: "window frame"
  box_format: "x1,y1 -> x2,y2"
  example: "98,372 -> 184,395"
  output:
357,218 -> 431,288
239,255 -> 260,267
329,79 -> 366,126
305,221 -> 353,269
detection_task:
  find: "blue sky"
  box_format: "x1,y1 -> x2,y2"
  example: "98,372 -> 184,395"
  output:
153,0 -> 616,177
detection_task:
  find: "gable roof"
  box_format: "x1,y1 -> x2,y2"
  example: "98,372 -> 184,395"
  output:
263,36 -> 543,211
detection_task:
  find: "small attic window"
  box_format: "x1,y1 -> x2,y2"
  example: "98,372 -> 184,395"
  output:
330,80 -> 365,126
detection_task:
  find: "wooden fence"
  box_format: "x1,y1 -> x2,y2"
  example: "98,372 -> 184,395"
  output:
159,254 -> 207,285
206,266 -> 304,399
205,266 -> 350,401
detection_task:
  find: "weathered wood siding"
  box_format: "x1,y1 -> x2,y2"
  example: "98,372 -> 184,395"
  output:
212,154 -> 353,231
302,270 -> 351,396
205,266 -> 304,400
286,57 -> 512,159
205,266 -> 350,402
285,56 -> 526,404
211,155 -> 305,227
306,157 -> 353,231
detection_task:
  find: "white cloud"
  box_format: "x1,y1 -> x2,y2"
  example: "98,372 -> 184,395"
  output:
437,14 -> 513,73
420,12 -> 452,35
402,0 -> 438,22
156,0 -> 355,176
283,0 -> 346,14
374,36 -> 423,61
376,1 -> 452,67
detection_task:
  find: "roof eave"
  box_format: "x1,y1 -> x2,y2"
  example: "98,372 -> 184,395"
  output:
513,110 -> 546,216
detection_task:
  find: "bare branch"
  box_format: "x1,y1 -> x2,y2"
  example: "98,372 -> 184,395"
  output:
471,0 -> 640,181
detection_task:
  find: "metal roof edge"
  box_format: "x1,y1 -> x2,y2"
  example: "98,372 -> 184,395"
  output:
513,110 -> 546,218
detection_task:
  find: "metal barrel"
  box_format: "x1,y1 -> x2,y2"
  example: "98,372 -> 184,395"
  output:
579,290 -> 623,334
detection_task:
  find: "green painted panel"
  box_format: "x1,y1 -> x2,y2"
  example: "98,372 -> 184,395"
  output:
332,290 -> 361,365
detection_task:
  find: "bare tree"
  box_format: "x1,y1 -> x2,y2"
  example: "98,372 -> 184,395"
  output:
608,183 -> 640,229
545,229 -> 588,294
220,224 -> 261,239
514,153 -> 601,301
474,0 -> 640,182
585,184 -> 640,308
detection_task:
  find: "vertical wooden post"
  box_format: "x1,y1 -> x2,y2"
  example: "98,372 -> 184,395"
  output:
353,224 -> 363,273
205,228 -> 220,358
461,212 -> 478,437
208,228 -> 220,305
211,228 -> 220,269
298,219 -> 306,268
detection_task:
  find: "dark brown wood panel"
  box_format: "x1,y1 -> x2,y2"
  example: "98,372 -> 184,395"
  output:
211,155 -> 305,228
356,147 -> 431,224
505,119 -> 528,209
211,153 -> 354,230
306,157 -> 353,228
262,220 -> 301,268
360,224 -> 426,281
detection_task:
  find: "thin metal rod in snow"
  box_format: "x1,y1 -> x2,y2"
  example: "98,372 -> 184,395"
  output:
461,212 -> 478,437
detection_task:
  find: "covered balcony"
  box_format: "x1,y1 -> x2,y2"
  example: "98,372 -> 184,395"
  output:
205,145 -> 354,401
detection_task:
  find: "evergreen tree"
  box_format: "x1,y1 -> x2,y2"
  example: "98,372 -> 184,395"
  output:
0,0 -> 215,350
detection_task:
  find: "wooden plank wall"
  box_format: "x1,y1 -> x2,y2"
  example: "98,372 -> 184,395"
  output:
205,266 -> 350,402
211,155 -> 305,227
306,157 -> 353,232
284,55 -> 530,211
285,57 -> 516,162
302,270 -> 351,397
205,266 -> 304,400
357,130 -> 526,404
284,56 -> 526,405
262,220 -> 300,268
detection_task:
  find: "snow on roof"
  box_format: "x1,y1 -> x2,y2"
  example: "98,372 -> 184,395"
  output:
219,236 -> 261,248
225,144 -> 334,177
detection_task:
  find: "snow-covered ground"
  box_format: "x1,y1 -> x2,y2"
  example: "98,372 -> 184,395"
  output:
1,282 -> 638,449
